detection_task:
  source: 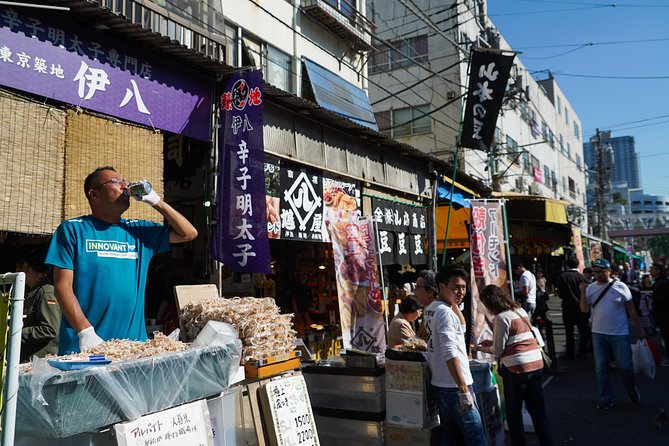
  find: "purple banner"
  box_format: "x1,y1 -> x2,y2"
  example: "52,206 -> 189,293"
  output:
0,6 -> 212,141
213,70 -> 271,273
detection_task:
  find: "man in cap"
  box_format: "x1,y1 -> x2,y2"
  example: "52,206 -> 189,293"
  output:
580,258 -> 645,410
650,260 -> 669,366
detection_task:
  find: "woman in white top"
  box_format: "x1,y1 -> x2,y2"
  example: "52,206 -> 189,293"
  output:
472,285 -> 553,446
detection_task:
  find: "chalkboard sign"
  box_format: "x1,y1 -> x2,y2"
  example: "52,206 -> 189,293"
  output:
114,399 -> 213,446
261,374 -> 320,446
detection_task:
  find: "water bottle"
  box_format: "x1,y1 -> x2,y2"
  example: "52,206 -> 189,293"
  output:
124,180 -> 153,198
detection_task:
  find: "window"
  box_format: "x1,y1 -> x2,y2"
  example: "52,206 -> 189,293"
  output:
494,127 -> 502,144
551,170 -> 557,191
506,136 -> 519,161
266,45 -> 293,93
562,176 -> 566,192
541,121 -> 547,140
543,165 -> 550,184
523,152 -> 531,173
576,154 -> 582,169
632,201 -> 641,205
557,96 -> 562,115
370,35 -> 428,73
568,177 -> 576,198
567,142 -> 571,159
376,105 -> 431,137
559,134 -> 565,153
225,24 -> 238,67
574,122 -> 580,140
548,130 -> 555,148
644,200 -> 653,205
565,107 -> 569,125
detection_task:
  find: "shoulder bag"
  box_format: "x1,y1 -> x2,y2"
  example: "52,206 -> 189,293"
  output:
591,279 -> 617,310
515,310 -> 552,370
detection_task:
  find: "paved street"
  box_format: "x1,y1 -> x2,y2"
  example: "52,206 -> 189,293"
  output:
522,295 -> 669,445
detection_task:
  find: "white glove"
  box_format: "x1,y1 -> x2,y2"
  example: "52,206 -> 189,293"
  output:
458,390 -> 475,410
133,189 -> 161,206
78,326 -> 104,352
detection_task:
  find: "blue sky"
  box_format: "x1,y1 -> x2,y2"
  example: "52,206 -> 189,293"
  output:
487,1 -> 669,196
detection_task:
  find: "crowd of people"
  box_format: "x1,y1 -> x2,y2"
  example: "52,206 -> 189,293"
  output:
387,255 -> 669,446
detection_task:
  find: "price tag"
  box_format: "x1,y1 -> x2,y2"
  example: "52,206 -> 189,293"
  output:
262,374 -> 319,446
114,400 -> 213,446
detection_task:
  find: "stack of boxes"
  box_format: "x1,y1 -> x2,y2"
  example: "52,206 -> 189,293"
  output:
384,358 -> 439,446
302,356 -> 386,446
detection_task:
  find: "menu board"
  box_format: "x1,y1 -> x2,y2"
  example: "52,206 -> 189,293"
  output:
114,400 -> 213,446
261,374 -> 319,446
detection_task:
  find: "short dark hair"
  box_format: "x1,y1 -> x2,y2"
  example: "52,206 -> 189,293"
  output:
479,284 -> 520,315
417,269 -> 438,294
566,257 -> 580,269
583,267 -> 593,274
399,297 -> 420,314
515,262 -> 526,270
16,246 -> 49,274
84,166 -> 117,198
436,266 -> 469,286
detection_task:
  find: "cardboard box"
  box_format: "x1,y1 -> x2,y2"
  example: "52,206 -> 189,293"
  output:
385,424 -> 439,446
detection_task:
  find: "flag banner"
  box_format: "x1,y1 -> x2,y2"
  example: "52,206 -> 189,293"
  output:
469,200 -> 510,344
328,216 -> 386,353
460,49 -> 515,151
571,227 -> 585,272
213,70 -> 271,273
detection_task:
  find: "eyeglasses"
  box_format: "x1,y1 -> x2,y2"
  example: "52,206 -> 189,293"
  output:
592,269 -> 607,274
92,177 -> 128,190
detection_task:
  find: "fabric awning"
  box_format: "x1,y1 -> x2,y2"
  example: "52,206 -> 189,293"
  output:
436,206 -> 470,250
494,192 -> 568,224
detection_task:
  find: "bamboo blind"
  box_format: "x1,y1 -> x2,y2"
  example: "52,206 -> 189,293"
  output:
0,90 -> 66,235
64,111 -> 164,222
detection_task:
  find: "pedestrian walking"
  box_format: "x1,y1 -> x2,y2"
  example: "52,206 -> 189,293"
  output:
557,257 -> 590,359
514,263 -> 537,320
650,260 -> 669,366
424,267 -> 487,446
579,258 -> 645,409
473,284 -> 553,446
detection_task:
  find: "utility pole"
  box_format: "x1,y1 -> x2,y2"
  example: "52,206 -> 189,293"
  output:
594,128 -> 612,241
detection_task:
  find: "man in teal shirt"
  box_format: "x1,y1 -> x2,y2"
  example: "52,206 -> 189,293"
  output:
46,166 -> 198,354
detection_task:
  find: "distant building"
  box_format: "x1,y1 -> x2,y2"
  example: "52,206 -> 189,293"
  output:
584,131 -> 640,189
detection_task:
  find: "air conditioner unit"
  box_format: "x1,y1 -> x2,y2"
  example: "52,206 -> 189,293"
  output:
528,183 -> 541,195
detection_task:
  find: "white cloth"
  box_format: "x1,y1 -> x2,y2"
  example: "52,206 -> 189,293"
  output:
586,279 -> 632,336
519,270 -> 537,304
424,300 -> 473,388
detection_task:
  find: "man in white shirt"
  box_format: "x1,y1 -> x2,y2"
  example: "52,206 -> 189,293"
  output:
514,262 -> 537,320
424,267 -> 487,446
580,258 -> 644,410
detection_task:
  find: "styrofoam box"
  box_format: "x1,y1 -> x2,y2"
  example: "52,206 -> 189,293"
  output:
303,370 -> 385,413
385,424 -> 439,446
386,391 -> 438,428
314,414 -> 383,446
207,386 -> 245,446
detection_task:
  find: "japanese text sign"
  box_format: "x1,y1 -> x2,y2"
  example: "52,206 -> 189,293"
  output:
213,70 -> 270,273
460,49 -> 515,151
114,400 -> 213,446
0,6 -> 212,141
262,375 -> 320,446
468,200 -> 510,342
328,216 -> 386,352
371,197 -> 427,265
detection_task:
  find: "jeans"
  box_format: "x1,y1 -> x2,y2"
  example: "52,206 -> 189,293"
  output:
522,301 -> 536,321
431,385 -> 488,446
499,367 -> 553,446
591,332 -> 637,404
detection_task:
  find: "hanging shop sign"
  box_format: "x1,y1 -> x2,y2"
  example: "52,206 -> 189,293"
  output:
468,200 -> 510,344
460,49 -> 515,151
371,197 -> 427,266
213,70 -> 271,273
571,226 -> 585,272
328,216 -> 386,353
264,156 -> 361,242
0,6 -> 212,141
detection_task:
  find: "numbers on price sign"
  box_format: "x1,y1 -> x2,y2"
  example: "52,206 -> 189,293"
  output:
264,375 -> 319,446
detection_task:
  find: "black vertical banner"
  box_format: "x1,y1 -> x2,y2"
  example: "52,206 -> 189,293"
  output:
460,49 -> 515,151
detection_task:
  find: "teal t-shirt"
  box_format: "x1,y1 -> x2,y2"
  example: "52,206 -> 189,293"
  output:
45,216 -> 170,354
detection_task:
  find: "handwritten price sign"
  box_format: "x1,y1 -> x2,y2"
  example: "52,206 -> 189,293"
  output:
263,375 -> 319,446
